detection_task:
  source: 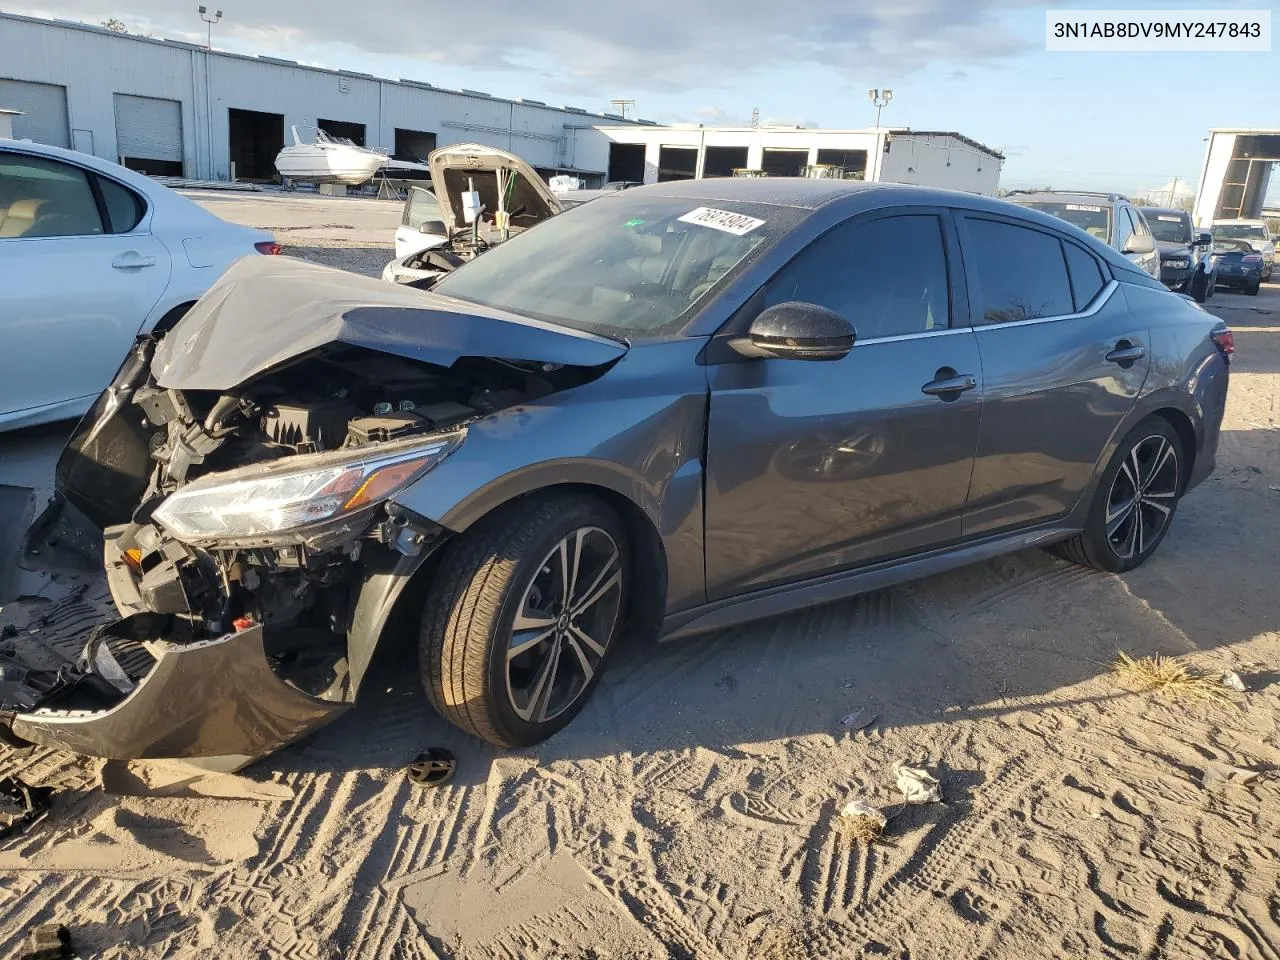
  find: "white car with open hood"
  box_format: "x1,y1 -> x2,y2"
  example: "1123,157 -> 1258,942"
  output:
0,138 -> 278,431
381,143 -> 564,287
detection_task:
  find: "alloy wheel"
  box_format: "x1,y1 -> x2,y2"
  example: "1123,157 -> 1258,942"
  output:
506,526 -> 623,723
1105,435 -> 1179,560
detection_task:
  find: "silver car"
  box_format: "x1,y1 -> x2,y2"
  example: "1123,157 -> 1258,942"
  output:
1006,190 -> 1162,281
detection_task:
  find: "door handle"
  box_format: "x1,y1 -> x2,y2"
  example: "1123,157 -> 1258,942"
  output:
921,372 -> 978,397
111,252 -> 157,269
1105,343 -> 1146,365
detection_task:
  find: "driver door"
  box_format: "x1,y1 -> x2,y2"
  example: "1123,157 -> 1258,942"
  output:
702,210 -> 984,600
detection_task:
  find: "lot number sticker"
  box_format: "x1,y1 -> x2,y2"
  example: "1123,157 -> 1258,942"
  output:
678,207 -> 766,236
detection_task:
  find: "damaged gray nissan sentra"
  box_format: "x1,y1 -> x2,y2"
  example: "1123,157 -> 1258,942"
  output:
1,178 -> 1229,770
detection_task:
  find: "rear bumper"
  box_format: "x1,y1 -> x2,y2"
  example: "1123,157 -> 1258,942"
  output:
3,616 -> 345,770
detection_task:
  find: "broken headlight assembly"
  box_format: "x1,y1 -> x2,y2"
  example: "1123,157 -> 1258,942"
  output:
151,430 -> 464,545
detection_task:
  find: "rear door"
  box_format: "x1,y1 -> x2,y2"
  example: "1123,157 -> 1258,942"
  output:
957,213 -> 1150,535
703,209 -> 983,599
0,149 -> 169,422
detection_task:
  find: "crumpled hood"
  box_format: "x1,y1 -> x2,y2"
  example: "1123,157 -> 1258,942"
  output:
428,143 -> 562,235
152,255 -> 626,391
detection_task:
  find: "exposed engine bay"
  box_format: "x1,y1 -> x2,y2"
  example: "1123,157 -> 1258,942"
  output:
2,256 -> 627,764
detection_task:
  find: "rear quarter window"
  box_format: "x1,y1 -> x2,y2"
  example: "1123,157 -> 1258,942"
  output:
95,175 -> 146,233
1063,242 -> 1107,311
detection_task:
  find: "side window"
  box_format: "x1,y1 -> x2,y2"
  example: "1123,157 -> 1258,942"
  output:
0,152 -> 105,239
1063,242 -> 1106,311
965,218 -> 1074,323
402,187 -> 443,230
764,214 -> 950,339
96,175 -> 145,233
1114,208 -> 1134,251
1130,208 -> 1151,237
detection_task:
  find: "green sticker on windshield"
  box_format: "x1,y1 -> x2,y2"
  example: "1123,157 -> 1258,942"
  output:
623,218 -> 645,228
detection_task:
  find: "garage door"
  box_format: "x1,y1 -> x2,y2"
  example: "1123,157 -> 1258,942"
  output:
0,79 -> 70,147
113,94 -> 183,166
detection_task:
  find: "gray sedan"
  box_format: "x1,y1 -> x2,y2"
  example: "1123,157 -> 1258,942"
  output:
3,179 -> 1230,767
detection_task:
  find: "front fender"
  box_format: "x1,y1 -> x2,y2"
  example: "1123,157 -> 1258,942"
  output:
390,339 -> 710,613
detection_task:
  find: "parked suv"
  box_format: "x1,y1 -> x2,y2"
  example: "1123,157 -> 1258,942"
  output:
1006,191 -> 1161,280
1138,206 -> 1216,302
1211,219 -> 1274,281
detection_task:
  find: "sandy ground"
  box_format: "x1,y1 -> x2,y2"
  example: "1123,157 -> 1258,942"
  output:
1,192 -> 1278,959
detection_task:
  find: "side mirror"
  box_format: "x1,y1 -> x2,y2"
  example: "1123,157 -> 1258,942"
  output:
1122,233 -> 1156,256
731,301 -> 855,361
1195,232 -> 1212,247
419,219 -> 447,236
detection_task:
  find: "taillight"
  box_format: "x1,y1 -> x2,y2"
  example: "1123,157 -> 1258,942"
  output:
255,241 -> 283,255
1210,324 -> 1234,363
1242,254 -> 1262,263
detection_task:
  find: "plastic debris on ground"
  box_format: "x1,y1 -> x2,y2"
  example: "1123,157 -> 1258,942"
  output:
0,775 -> 53,842
1221,671 -> 1247,692
840,707 -> 876,731
407,748 -> 457,787
17,923 -> 73,960
895,763 -> 942,804
1201,762 -> 1264,787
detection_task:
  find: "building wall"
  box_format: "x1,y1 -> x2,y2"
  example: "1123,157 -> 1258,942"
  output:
1194,132 -> 1238,227
594,126 -> 1001,194
0,13 -> 636,180
876,134 -> 1001,195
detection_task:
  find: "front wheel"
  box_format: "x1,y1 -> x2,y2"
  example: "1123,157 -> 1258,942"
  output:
1190,271 -> 1209,303
1051,417 -> 1184,573
419,493 -> 628,747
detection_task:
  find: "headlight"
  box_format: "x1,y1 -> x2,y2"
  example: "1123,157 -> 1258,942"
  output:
152,431 -> 463,543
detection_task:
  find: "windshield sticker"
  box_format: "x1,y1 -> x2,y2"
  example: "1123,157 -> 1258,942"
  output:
1157,215 -> 1182,222
678,207 -> 766,236
623,218 -> 645,228
1065,204 -> 1103,212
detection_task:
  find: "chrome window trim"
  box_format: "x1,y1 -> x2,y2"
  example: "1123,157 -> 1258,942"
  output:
854,280 -> 1118,345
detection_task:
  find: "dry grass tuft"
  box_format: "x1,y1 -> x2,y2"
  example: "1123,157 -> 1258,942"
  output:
833,812 -> 886,845
1112,651 -> 1236,704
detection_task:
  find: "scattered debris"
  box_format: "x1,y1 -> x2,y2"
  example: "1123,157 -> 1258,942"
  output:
840,708 -> 876,731
1269,484 -> 1280,493
1112,651 -> 1237,704
1201,763 -> 1263,788
0,776 -> 53,843
835,800 -> 887,844
895,764 -> 942,804
407,748 -> 456,788
1220,671 -> 1247,693
17,923 -> 73,960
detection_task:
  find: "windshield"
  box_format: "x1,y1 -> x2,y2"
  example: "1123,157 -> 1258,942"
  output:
1014,200 -> 1111,242
402,187 -> 442,230
1144,212 -> 1190,243
1212,224 -> 1269,241
432,194 -> 800,336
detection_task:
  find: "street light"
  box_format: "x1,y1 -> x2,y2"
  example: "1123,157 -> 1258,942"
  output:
867,88 -> 893,128
197,6 -> 222,49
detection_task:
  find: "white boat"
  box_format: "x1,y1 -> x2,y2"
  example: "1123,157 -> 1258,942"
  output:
274,126 -> 389,186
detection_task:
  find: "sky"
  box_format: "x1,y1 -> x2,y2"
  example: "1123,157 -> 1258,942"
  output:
6,0 -> 1278,196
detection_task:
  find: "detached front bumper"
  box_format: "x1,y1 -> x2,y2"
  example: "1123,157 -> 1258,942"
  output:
3,615 -> 346,771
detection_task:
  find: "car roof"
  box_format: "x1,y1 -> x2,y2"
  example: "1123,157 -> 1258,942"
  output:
1138,206 -> 1188,217
1212,218 -> 1268,225
1005,191 -> 1125,207
1,136 -> 166,194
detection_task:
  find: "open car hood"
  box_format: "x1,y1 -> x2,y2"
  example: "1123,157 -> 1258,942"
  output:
428,143 -> 562,236
152,255 -> 625,391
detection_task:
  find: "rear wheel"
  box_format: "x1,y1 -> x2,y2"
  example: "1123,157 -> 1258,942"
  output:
1051,417 -> 1183,573
1247,278 -> 1261,296
419,493 -> 628,747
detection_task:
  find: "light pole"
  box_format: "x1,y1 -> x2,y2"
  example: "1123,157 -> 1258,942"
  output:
867,88 -> 893,128
198,6 -> 222,49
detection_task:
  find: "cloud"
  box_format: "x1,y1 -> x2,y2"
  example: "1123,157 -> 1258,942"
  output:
8,0 -> 1039,95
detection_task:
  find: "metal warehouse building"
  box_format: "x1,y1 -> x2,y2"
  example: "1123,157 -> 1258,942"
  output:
599,125 -> 1004,194
0,11 -> 1003,194
0,11 -> 649,184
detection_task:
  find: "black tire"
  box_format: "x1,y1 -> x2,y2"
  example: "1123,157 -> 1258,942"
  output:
1247,279 -> 1261,296
1051,417 -> 1184,573
419,493 -> 628,747
1205,274 -> 1215,299
1190,271 -> 1208,303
